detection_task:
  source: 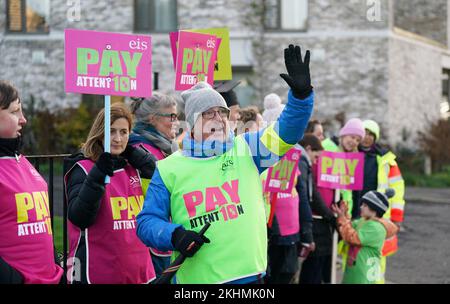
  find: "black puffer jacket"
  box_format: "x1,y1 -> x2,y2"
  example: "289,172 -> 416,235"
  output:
65,145 -> 156,230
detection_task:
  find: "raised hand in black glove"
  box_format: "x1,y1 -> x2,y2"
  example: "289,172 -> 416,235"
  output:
280,44 -> 313,100
95,152 -> 114,177
171,226 -> 210,258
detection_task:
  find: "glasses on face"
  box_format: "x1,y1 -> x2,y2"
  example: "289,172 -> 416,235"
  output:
156,113 -> 178,122
202,108 -> 230,120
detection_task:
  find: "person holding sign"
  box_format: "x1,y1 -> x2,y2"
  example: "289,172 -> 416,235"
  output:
297,134 -> 336,284
331,189 -> 399,284
0,81 -> 63,284
321,118 -> 366,217
353,119 -> 406,283
64,103 -> 157,284
260,110 -> 314,285
128,93 -> 180,278
137,44 -> 314,284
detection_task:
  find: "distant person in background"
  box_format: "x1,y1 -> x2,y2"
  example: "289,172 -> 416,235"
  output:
305,119 -> 325,141
128,93 -> 180,278
262,93 -> 285,124
354,119 -> 406,284
322,118 -> 366,217
238,107 -> 263,134
0,80 -> 63,284
297,134 -> 336,284
260,104 -> 314,285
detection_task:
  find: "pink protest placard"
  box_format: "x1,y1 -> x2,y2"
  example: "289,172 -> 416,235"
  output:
265,148 -> 301,194
317,151 -> 365,190
174,31 -> 217,91
170,31 -> 222,70
65,29 -> 152,97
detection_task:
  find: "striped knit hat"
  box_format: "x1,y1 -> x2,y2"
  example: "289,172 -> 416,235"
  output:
361,189 -> 395,217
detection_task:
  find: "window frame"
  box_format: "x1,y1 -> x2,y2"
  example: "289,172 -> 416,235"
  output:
5,0 -> 50,35
263,0 -> 309,33
133,0 -> 178,34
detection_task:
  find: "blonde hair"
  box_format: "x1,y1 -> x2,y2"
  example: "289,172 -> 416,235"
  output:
82,103 -> 133,161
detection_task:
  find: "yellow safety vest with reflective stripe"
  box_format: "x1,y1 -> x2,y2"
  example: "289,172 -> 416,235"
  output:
376,151 -> 405,256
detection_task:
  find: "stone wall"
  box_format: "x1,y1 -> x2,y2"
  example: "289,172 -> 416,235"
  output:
50,0 -> 133,33
388,35 -> 443,147
251,35 -> 389,137
308,0 -> 390,31
394,0 -> 447,46
0,1 -> 5,31
0,0 -> 445,147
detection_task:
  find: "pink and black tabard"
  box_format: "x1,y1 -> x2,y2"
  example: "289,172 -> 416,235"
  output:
0,155 -> 63,284
66,159 -> 155,284
133,142 -> 172,258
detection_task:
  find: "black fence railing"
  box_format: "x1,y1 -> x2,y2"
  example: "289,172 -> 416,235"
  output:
27,154 -> 71,283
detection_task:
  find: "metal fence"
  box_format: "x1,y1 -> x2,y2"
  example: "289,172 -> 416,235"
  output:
27,154 -> 71,283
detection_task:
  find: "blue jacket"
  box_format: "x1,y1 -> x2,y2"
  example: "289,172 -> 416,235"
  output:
136,90 -> 314,282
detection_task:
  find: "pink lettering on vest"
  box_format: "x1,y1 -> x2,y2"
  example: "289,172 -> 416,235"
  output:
222,179 -> 240,203
205,187 -> 228,213
183,191 -> 203,218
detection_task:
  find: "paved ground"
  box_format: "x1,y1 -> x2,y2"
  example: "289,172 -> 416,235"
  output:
404,187 -> 450,204
386,198 -> 450,283
300,187 -> 450,284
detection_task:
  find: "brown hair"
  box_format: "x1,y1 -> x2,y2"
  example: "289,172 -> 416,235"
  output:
239,107 -> 258,125
0,81 -> 20,110
299,133 -> 324,151
305,119 -> 322,134
82,103 -> 133,161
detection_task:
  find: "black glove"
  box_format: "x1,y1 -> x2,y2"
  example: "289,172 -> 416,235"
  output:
95,152 -> 114,177
280,44 -> 313,100
171,227 -> 210,258
121,144 -> 157,179
120,145 -> 136,160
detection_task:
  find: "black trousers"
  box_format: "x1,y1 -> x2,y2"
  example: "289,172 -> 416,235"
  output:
266,244 -> 298,284
299,254 -> 331,284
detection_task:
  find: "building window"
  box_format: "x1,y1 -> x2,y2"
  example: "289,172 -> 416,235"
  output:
134,0 -> 177,33
264,0 -> 308,31
232,67 -> 258,108
6,0 -> 50,34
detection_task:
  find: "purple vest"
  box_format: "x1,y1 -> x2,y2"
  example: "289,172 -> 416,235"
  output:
0,156 -> 63,284
66,160 -> 155,284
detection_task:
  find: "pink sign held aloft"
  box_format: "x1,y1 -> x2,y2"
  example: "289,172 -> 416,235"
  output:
265,148 -> 302,194
174,31 -> 217,91
65,29 -> 152,97
317,151 -> 365,190
170,31 -> 222,70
